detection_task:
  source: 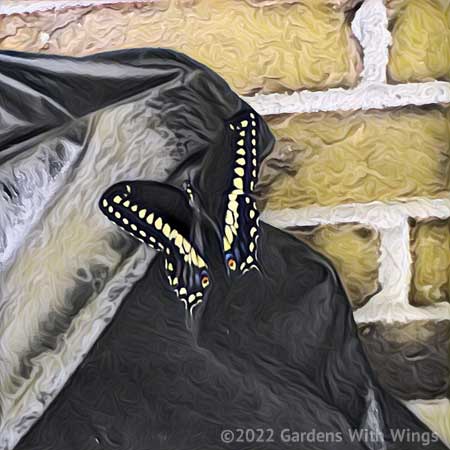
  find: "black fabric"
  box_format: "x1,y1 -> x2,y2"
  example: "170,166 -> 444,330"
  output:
1,49 -> 445,450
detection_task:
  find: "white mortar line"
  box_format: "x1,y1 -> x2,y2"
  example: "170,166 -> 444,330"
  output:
353,221 -> 414,323
261,197 -> 450,230
0,0 -> 150,14
244,81 -> 450,115
378,221 -> 412,304
352,0 -> 390,84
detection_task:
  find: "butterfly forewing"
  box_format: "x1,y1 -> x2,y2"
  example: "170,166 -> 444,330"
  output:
99,181 -> 210,314
223,111 -> 261,275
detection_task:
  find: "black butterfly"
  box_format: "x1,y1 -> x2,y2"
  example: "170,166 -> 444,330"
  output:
99,181 -> 210,316
221,111 -> 261,275
99,112 -> 263,314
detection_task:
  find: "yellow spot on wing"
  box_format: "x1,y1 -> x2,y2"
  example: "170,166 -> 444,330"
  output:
197,255 -> 206,268
233,178 -> 243,190
146,213 -> 154,224
162,223 -> 171,238
154,217 -> 163,230
182,239 -> 191,253
225,211 -> 234,225
225,226 -> 234,243
223,237 -> 231,251
229,200 -> 239,213
190,250 -> 199,266
123,200 -> 130,207
175,234 -> 183,250
139,209 -> 147,219
113,195 -> 122,204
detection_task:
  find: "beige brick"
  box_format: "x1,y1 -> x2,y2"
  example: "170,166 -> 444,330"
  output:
410,219 -> 450,306
258,107 -> 450,209
359,320 -> 450,400
0,0 -> 362,95
288,224 -> 380,309
387,0 -> 450,83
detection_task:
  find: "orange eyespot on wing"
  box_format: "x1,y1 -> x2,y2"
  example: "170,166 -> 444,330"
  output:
201,275 -> 210,288
227,258 -> 237,271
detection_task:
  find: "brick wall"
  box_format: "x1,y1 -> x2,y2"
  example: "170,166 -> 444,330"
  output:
0,0 -> 449,447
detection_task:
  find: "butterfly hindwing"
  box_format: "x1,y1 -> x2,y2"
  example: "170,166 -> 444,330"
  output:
99,181 -> 210,314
